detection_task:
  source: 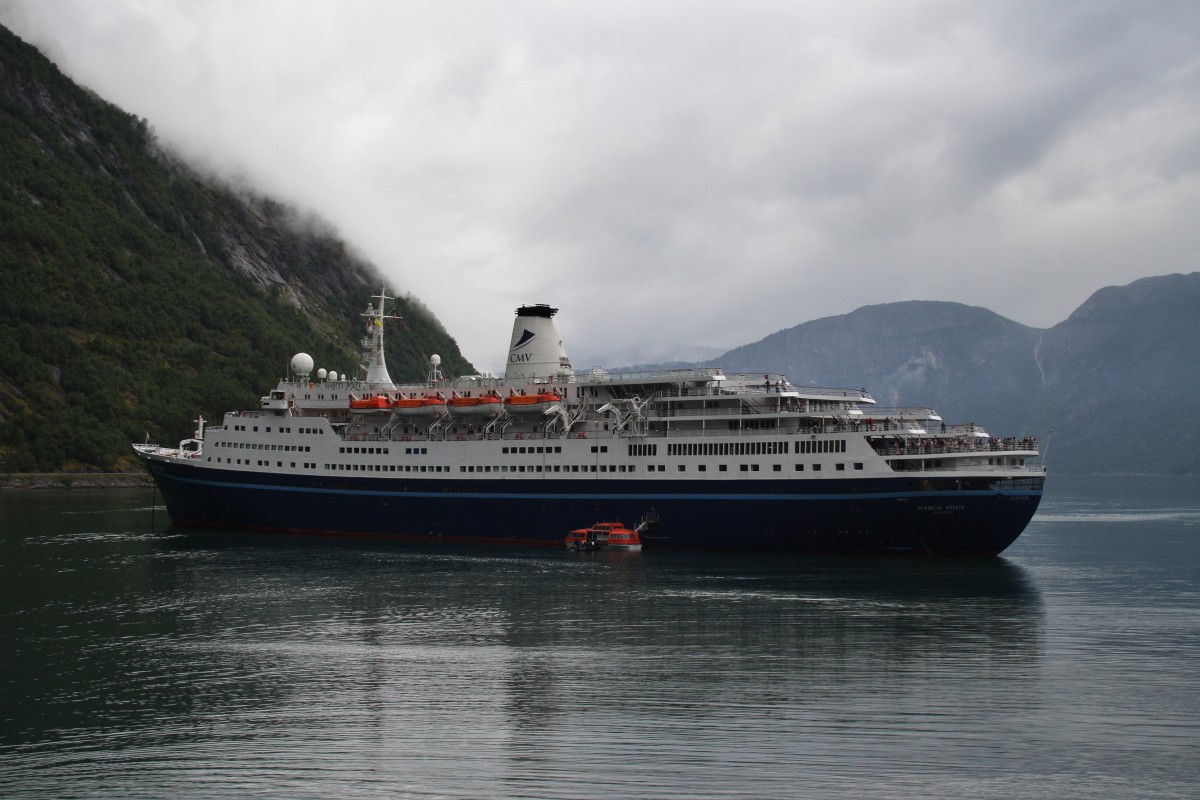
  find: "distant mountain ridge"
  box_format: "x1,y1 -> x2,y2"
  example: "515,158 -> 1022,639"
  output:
0,24 -> 474,471
614,273 -> 1200,474
717,300 -> 1044,428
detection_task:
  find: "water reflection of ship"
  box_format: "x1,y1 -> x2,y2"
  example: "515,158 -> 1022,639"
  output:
157,531 -> 1044,757
162,531 -> 1042,662
494,553 -> 1044,768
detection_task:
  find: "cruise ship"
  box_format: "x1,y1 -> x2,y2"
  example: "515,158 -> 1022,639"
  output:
134,291 -> 1045,555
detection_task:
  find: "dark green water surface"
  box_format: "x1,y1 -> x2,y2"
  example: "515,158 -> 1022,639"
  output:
2,476 -> 1197,798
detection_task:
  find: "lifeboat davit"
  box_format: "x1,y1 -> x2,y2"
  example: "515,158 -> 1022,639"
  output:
446,393 -> 503,418
393,395 -> 447,417
349,395 -> 393,414
504,390 -> 562,415
565,522 -> 643,552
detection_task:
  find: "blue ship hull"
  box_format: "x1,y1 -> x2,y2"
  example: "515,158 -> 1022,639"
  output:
142,457 -> 1043,556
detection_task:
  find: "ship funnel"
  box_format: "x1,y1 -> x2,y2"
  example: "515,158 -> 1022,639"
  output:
505,305 -> 574,382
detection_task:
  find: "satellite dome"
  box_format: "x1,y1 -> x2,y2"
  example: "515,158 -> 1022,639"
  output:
430,354 -> 442,366
327,371 -> 339,381
317,368 -> 328,380
290,353 -> 314,378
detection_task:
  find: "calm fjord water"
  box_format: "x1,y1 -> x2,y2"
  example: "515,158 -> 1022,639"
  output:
2,476 -> 1198,799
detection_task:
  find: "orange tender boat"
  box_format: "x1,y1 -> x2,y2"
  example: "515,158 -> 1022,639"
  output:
565,522 -> 643,552
348,395 -> 393,414
504,390 -> 562,415
446,392 -> 503,417
393,395 -> 447,417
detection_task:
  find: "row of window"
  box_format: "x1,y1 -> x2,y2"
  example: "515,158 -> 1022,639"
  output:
797,439 -> 847,454
215,439 -> 849,460
216,459 -> 864,474
215,441 -> 312,452
668,440 -> 795,456
220,436 -> 846,460
665,439 -> 847,456
229,425 -> 324,435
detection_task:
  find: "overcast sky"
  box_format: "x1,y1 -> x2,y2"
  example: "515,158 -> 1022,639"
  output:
3,1 -> 1198,373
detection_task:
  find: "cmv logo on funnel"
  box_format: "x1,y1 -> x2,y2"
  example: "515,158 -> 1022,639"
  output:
510,329 -> 536,362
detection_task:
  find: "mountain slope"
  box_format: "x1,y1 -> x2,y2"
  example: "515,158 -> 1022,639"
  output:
718,301 -> 1044,434
695,274 -> 1199,474
0,25 -> 473,471
1029,272 -> 1200,474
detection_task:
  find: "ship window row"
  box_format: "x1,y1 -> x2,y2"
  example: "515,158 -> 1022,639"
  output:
339,446 -> 391,455
793,462 -> 864,471
797,439 -> 846,454
501,446 -> 564,454
668,441 -> 789,457
628,444 -> 658,457
433,462 -> 866,475
459,464 -> 639,473
218,459 -> 322,469
213,457 -> 866,474
658,438 -> 850,460
228,424 -> 323,434
323,464 -> 451,473
215,442 -> 311,452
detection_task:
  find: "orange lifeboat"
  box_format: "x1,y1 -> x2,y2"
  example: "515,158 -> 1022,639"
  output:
348,395 -> 393,414
393,394 -> 447,417
565,522 -> 643,552
504,390 -> 562,415
446,392 -> 503,418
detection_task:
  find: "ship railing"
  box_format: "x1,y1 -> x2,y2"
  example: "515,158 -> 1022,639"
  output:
645,418 -> 896,436
869,437 -> 1041,457
864,407 -> 941,420
651,425 -> 859,439
720,378 -> 874,401
582,366 -> 727,384
649,401 -> 871,418
889,461 -> 1047,474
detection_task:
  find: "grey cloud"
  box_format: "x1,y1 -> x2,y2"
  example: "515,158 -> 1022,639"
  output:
2,0 -> 1196,372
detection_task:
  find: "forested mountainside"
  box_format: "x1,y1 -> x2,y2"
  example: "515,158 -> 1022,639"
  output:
0,25 -> 474,472
710,273 -> 1200,475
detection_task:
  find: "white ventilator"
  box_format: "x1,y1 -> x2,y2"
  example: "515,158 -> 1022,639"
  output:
504,305 -> 574,382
